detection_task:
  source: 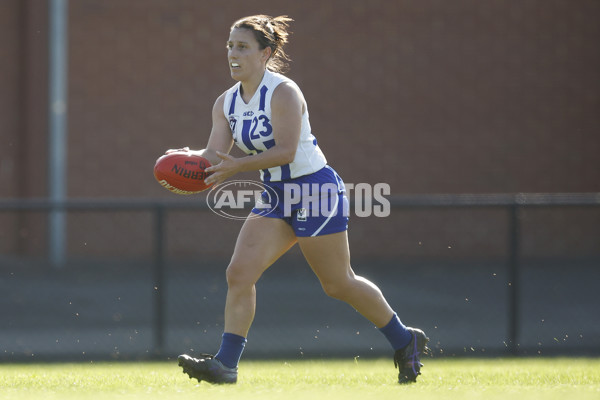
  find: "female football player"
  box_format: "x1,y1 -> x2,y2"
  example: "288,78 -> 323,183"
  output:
173,15 -> 428,384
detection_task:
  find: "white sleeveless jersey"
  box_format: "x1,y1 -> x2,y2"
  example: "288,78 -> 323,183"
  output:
223,70 -> 327,182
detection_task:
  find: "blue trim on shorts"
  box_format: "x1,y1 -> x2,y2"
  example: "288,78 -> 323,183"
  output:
251,165 -> 349,237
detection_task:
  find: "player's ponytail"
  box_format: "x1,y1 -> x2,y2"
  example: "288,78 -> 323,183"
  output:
231,15 -> 293,73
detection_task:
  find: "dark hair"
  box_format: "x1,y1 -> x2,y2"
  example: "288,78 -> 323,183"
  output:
231,15 -> 293,73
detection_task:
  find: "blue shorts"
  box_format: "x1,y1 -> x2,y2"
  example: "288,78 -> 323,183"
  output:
251,165 -> 349,237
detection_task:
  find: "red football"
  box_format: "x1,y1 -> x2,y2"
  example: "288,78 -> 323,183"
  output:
154,152 -> 213,194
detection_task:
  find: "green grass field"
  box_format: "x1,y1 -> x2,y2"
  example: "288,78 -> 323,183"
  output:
1,358 -> 599,400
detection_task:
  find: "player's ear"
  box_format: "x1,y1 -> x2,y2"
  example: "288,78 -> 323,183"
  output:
262,46 -> 272,62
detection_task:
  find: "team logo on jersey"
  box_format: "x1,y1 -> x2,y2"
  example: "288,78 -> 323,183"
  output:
296,208 -> 307,222
229,116 -> 238,135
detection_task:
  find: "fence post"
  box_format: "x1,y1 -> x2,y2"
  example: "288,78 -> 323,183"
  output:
507,204 -> 521,355
153,205 -> 166,356
48,0 -> 69,269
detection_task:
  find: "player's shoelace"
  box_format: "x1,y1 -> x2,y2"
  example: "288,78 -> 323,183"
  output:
409,334 -> 422,376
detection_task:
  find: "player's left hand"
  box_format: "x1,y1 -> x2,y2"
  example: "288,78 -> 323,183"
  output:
204,151 -> 239,186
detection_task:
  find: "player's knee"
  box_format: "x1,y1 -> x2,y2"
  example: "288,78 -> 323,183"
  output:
320,280 -> 352,301
225,260 -> 259,289
225,262 -> 247,288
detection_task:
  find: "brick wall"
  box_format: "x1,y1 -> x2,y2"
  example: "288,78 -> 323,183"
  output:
2,0 -> 599,261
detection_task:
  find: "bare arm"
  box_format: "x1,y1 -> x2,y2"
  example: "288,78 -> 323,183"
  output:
202,93 -> 235,165
204,82 -> 303,185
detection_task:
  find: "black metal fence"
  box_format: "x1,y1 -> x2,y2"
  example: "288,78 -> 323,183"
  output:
1,193 -> 599,360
